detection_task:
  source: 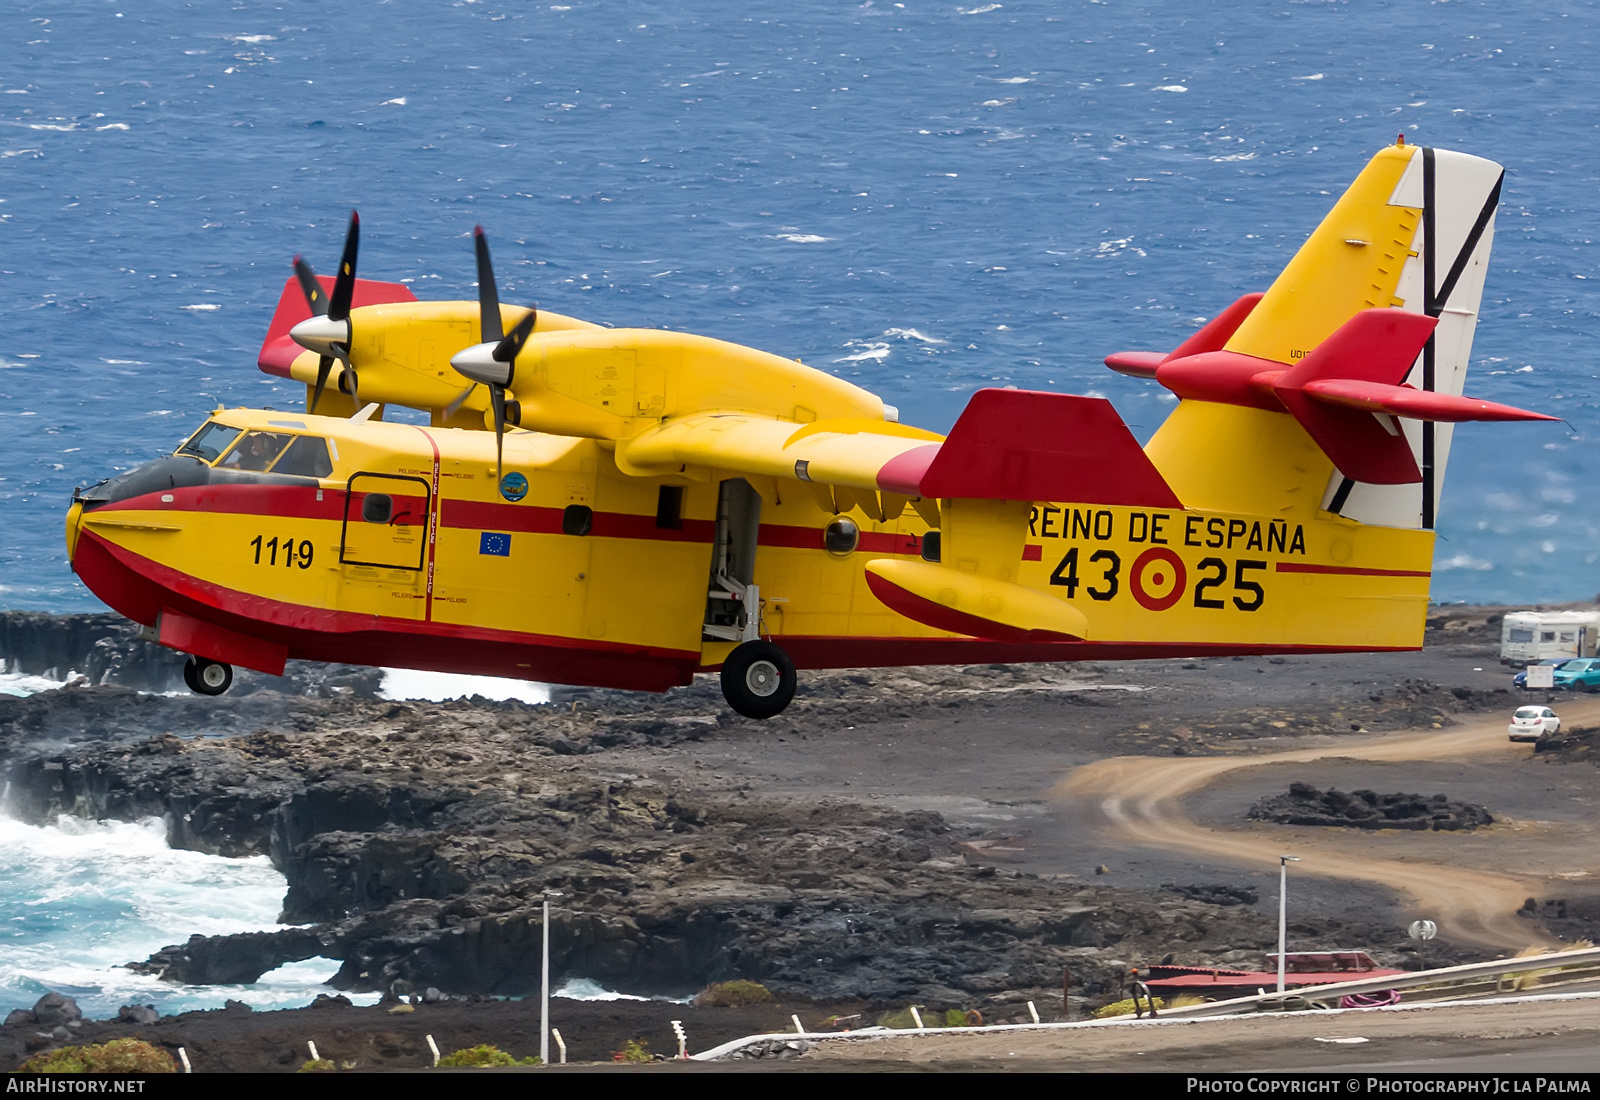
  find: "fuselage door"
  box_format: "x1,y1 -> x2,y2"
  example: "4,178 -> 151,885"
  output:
340,472 -> 431,571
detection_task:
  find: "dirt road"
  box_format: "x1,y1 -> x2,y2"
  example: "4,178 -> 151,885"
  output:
1052,701 -> 1600,950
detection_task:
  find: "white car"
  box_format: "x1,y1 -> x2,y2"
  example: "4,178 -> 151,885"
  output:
1509,705 -> 1560,742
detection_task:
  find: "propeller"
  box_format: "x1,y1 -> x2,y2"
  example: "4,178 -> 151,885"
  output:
289,211 -> 361,413
446,226 -> 539,485
451,300 -> 539,487
444,225 -> 525,420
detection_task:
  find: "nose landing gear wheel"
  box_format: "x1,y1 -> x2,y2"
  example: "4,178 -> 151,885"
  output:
183,655 -> 233,697
720,640 -> 797,719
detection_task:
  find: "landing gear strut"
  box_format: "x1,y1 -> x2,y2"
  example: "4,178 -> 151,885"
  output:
720,640 -> 796,720
183,655 -> 233,697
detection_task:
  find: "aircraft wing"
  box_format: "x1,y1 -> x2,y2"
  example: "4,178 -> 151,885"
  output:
614,414 -> 943,495
616,388 -> 1181,508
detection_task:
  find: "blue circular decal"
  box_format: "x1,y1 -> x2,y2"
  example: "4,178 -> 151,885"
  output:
499,472 -> 529,503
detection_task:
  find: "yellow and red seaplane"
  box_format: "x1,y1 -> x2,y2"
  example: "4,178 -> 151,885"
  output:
65,140 -> 1553,717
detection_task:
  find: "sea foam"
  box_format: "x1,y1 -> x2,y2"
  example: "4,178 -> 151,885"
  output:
0,814 -> 377,1018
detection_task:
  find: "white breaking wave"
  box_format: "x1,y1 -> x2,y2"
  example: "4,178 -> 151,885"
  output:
883,327 -> 945,344
554,977 -> 691,1004
1436,553 -> 1494,572
834,341 -> 891,363
0,814 -> 377,1017
0,670 -> 68,698
379,668 -> 551,705
772,232 -> 828,243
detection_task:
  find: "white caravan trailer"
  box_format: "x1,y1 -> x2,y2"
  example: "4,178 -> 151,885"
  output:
1500,610 -> 1600,666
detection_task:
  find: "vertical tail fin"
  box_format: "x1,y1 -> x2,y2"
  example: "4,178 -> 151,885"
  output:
1327,146 -> 1504,529
1139,142 -> 1506,529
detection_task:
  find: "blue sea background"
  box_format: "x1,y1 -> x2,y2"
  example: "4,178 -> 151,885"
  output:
0,0 -> 1597,1016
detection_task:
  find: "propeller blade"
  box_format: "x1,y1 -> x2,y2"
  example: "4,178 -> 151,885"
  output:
292,256 -> 329,317
494,306 -> 539,363
338,363 -> 360,409
474,226 -> 503,344
310,355 -> 334,413
444,382 -> 478,419
489,383 -> 507,487
328,210 -> 360,321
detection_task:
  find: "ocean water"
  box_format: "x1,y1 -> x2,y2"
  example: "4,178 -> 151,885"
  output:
0,668 -> 545,1016
0,813 -> 380,1018
0,0 -> 1594,609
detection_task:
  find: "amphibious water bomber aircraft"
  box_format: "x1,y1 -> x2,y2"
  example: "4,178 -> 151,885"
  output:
66,140 -> 1553,717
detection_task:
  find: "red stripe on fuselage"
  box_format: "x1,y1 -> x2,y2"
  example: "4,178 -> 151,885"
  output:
1274,562 -> 1431,578
98,483 -> 346,521
104,485 -> 928,556
71,529 -> 701,691
72,528 -> 1418,692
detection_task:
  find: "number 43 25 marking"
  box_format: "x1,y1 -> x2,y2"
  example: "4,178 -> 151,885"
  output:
1050,548 -> 1264,611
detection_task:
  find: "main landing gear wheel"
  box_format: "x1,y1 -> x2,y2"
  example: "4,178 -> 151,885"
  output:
720,640 -> 796,720
183,655 -> 233,697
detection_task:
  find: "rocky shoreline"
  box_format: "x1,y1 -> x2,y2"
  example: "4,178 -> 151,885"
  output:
0,679 -> 1287,1006
0,606 -> 1577,1068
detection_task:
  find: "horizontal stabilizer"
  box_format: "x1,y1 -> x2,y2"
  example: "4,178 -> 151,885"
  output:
1117,307 -> 1552,485
257,275 -> 417,377
878,389 -> 1183,508
1301,379 -> 1559,423
1105,293 -> 1264,379
864,559 -> 1088,643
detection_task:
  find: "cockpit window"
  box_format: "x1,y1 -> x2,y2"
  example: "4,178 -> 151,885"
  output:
217,431 -> 294,472
177,422 -> 242,463
271,435 -> 334,478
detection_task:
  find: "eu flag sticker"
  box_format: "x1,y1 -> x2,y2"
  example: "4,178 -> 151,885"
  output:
479,532 -> 512,557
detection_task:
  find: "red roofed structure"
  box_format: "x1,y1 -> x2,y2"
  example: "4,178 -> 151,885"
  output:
1144,952 -> 1405,999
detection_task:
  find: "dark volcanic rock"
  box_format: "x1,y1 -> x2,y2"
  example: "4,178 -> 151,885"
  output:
1533,725 -> 1600,763
0,610 -> 383,696
0,622 -> 1502,1017
1164,883 -> 1259,906
0,711 -> 1282,1005
129,929 -> 329,986
1248,781 -> 1492,831
31,992 -> 81,1027
0,612 -> 175,690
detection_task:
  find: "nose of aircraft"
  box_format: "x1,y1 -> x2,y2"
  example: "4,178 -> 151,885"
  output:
65,499 -> 84,562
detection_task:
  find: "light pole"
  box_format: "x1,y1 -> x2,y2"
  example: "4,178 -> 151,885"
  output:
1276,855 -> 1300,993
541,890 -> 563,1065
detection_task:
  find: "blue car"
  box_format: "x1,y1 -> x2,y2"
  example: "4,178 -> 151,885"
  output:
1554,658 -> 1600,691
